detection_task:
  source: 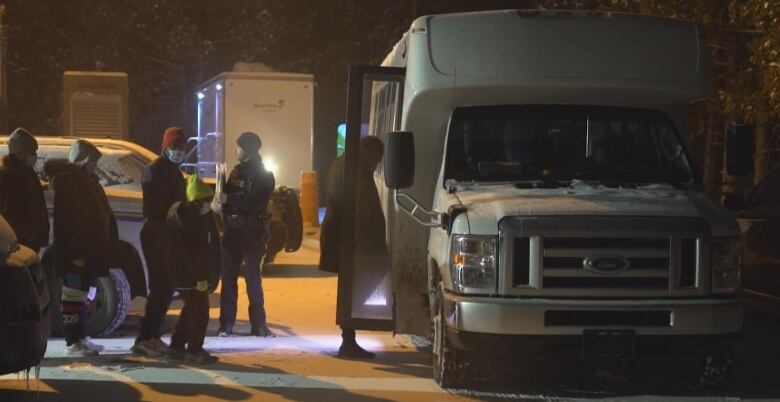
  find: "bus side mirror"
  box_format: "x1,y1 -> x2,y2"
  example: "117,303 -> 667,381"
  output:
384,131 -> 415,189
726,123 -> 754,177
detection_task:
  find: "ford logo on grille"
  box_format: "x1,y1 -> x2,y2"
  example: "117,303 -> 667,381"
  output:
583,255 -> 630,275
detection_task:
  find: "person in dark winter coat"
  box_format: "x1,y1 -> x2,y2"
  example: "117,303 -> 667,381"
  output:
43,139 -> 114,356
319,136 -> 385,358
164,175 -> 219,364
0,128 -> 49,252
133,127 -> 187,357
218,132 -> 276,337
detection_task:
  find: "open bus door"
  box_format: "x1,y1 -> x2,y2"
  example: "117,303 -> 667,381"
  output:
338,65 -> 405,331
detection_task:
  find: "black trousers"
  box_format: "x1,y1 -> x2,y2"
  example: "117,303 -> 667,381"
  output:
219,235 -> 267,330
137,225 -> 174,342
170,289 -> 210,353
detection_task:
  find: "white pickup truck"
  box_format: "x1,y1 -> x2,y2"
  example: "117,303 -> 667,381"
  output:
341,10 -> 745,388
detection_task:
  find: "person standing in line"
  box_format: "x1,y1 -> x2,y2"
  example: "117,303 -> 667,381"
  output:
217,132 -> 276,337
0,127 -> 49,253
165,175 -> 219,364
132,127 -> 187,357
43,140 -> 114,356
319,136 -> 385,359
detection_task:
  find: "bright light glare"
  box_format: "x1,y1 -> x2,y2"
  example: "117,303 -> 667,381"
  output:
197,92 -> 205,99
216,83 -> 223,91
264,157 -> 278,175
364,288 -> 387,306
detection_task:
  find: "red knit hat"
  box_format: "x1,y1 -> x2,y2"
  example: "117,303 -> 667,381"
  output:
161,127 -> 185,151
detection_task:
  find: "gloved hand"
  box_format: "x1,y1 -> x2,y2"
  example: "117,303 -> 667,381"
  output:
196,280 -> 208,292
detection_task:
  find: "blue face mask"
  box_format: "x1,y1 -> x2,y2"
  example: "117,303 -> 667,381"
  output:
166,149 -> 186,164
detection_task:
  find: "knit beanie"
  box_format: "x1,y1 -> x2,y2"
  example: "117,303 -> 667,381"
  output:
69,139 -> 102,165
161,127 -> 185,152
186,175 -> 215,202
236,132 -> 262,154
8,127 -> 37,156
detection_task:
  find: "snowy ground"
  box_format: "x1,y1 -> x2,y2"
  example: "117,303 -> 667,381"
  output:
2,228 -> 780,401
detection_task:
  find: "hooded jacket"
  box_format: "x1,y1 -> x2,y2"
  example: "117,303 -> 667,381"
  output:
43,159 -> 112,273
164,201 -> 220,290
0,154 -> 49,251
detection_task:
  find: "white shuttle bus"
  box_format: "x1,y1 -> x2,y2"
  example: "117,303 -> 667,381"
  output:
342,10 -> 746,387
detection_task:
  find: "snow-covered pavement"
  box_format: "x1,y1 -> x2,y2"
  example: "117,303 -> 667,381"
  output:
2,230 -> 780,401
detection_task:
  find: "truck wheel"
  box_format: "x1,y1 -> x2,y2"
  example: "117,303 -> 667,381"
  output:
85,268 -> 132,337
692,352 -> 734,389
432,285 -> 473,388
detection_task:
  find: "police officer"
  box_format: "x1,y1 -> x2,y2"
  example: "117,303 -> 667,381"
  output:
218,132 -> 276,337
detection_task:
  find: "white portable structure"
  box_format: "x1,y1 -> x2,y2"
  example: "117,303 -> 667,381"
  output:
193,72 -> 314,188
62,71 -> 129,139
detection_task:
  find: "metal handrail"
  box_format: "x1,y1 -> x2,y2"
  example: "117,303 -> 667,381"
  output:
395,192 -> 441,228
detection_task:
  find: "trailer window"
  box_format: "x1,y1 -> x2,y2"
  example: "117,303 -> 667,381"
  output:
444,105 -> 696,187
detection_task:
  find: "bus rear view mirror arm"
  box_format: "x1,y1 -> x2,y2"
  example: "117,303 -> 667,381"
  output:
395,192 -> 446,229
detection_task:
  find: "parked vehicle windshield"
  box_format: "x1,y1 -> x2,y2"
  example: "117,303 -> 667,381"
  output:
444,105 -> 696,188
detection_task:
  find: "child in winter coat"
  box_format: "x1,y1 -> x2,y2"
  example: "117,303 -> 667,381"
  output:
164,175 -> 219,364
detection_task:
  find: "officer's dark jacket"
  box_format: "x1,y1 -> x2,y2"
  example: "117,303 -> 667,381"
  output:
142,156 -> 186,231
222,156 -> 275,252
0,154 -> 49,251
223,156 -> 275,218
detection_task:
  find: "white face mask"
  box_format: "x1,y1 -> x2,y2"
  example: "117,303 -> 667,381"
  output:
166,149 -> 186,164
236,148 -> 249,162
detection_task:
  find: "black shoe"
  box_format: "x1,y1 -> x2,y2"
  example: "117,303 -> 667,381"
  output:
185,349 -> 218,365
251,326 -> 276,338
167,344 -> 186,360
217,327 -> 233,337
338,342 -> 375,359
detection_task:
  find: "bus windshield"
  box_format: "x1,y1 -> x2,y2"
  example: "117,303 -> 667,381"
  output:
444,105 -> 696,188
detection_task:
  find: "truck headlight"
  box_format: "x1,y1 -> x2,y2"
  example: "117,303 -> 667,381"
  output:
711,239 -> 742,294
450,235 -> 497,294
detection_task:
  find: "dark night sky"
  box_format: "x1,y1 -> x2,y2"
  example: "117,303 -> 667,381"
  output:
1,0 -> 536,190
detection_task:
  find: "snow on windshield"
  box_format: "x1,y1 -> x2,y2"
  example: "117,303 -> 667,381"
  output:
33,145 -> 143,190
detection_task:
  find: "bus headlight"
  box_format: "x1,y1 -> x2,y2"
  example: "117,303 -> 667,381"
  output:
712,239 -> 742,294
450,235 -> 497,294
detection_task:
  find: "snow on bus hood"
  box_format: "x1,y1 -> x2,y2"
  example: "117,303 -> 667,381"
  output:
452,182 -> 740,238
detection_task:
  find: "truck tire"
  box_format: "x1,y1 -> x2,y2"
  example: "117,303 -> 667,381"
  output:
691,352 -> 734,389
432,284 -> 473,388
86,268 -> 132,337
47,268 -> 131,337
265,220 -> 287,264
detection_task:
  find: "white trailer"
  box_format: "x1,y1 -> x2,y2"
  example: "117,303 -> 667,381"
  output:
193,72 -> 314,188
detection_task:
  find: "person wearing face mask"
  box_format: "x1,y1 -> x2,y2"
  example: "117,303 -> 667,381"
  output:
0,127 -> 49,253
132,127 -> 187,357
43,140 -> 113,356
163,175 -> 219,364
217,132 -> 276,337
